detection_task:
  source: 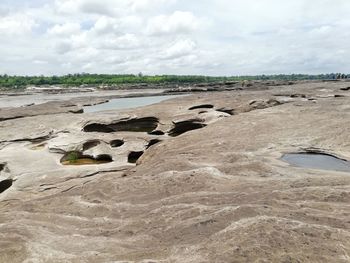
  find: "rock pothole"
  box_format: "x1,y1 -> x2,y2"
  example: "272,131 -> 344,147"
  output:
189,104 -> 214,110
216,108 -> 235,115
110,139 -> 124,148
83,117 -> 159,133
148,130 -> 165,135
146,139 -> 162,149
0,179 -> 13,194
82,140 -> 101,151
249,99 -> 282,110
168,120 -> 207,137
82,123 -> 115,133
128,151 -> 144,164
282,151 -> 350,172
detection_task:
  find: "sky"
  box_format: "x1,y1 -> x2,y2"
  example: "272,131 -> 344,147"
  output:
0,0 -> 350,76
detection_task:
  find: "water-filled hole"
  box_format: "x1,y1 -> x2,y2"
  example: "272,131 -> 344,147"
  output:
282,152 -> 350,172
61,151 -> 113,165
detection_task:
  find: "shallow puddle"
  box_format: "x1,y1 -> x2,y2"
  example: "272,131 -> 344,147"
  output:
61,158 -> 111,165
282,152 -> 350,172
61,152 -> 112,166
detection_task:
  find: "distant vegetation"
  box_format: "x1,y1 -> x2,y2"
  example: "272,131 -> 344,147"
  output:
0,73 -> 348,89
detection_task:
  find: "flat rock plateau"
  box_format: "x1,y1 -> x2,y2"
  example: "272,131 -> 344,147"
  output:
0,81 -> 350,262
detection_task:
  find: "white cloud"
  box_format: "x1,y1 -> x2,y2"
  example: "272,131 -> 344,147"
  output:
54,0 -> 79,14
131,0 -> 177,12
47,22 -> 81,36
100,34 -> 142,50
91,16 -> 120,35
0,14 -> 36,35
1,0 -> 350,75
33,60 -> 48,65
82,62 -> 93,71
161,39 -> 196,59
146,11 -> 199,35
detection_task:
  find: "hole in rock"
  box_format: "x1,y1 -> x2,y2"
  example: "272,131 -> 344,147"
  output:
0,163 -> 5,172
61,104 -> 77,108
189,104 -> 214,110
0,179 -> 12,194
146,139 -> 162,149
83,123 -> 114,133
290,94 -> 306,98
198,111 -> 208,114
110,139 -> 124,148
216,108 -> 235,115
148,130 -> 165,135
282,152 -> 350,172
82,140 -> 100,151
83,117 -> 159,133
95,154 -> 113,162
61,151 -> 113,165
168,121 -> 207,137
69,109 -> 84,114
128,151 -> 144,164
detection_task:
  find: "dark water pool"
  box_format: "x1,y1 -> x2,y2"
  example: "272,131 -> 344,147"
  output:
282,152 -> 350,172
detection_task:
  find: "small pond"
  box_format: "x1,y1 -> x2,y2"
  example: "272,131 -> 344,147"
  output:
282,152 -> 350,172
83,95 -> 183,113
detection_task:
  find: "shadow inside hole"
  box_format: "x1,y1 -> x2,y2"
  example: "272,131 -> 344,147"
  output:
82,140 -> 100,151
146,139 -> 162,149
110,139 -> 124,148
0,179 -> 12,194
83,117 -> 159,133
128,151 -> 144,164
189,104 -> 214,110
168,121 -> 207,137
216,108 -> 235,115
148,130 -> 165,135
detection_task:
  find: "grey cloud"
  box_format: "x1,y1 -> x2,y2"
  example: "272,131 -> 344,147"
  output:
79,0 -> 116,16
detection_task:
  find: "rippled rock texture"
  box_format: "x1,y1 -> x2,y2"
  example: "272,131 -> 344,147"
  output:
0,80 -> 350,262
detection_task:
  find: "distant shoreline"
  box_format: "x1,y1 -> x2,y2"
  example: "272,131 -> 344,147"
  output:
0,73 -> 349,90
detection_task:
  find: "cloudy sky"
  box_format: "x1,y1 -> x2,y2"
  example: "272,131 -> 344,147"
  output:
0,0 -> 350,76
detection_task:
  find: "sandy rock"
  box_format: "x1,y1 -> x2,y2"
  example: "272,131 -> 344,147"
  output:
0,81 -> 349,262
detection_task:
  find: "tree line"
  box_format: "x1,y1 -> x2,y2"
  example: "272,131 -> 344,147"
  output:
0,73 -> 348,89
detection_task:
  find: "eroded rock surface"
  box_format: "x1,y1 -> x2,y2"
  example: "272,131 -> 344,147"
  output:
0,81 -> 350,262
